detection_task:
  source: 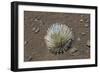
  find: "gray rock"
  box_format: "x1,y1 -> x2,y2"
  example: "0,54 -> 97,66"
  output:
34,18 -> 38,21
80,15 -> 84,18
35,27 -> 40,33
34,17 -> 40,21
86,40 -> 90,47
77,37 -> 81,41
84,24 -> 89,28
24,41 -> 28,45
80,19 -> 84,22
32,27 -> 36,31
81,32 -> 86,36
69,47 -> 78,55
32,27 -> 40,33
67,24 -> 70,26
85,19 -> 89,23
39,20 -> 44,26
27,56 -> 32,61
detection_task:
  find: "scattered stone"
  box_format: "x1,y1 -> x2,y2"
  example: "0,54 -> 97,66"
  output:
77,37 -> 81,41
80,15 -> 84,18
32,27 -> 36,31
24,41 -> 28,45
39,20 -> 43,25
85,19 -> 89,23
80,19 -> 84,22
69,47 -> 78,55
81,32 -> 86,36
33,16 -> 44,26
34,18 -> 38,21
85,16 -> 88,18
34,17 -> 40,21
70,48 -> 78,53
34,27 -> 40,33
67,24 -> 70,26
27,56 -> 32,61
32,27 -> 40,33
86,40 -> 90,47
84,24 -> 89,28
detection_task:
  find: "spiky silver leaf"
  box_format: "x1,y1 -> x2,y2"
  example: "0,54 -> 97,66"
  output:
44,23 -> 74,54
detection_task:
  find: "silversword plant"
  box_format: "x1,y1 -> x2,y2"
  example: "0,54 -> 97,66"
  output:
44,23 -> 74,54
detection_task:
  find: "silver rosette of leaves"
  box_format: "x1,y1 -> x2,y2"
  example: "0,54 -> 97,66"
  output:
44,23 -> 74,54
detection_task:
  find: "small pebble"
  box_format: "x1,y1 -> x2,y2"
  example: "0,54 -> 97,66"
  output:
81,32 -> 86,36
80,19 -> 84,22
69,47 -> 78,55
70,48 -> 78,53
85,19 -> 89,23
34,18 -> 38,21
27,56 -> 32,61
24,41 -> 28,45
35,27 -> 40,33
32,27 -> 40,33
39,20 -> 43,25
84,24 -> 89,27
58,50 -> 64,54
80,15 -> 84,18
32,27 -> 36,31
77,37 -> 81,41
67,24 -> 70,26
85,16 -> 89,19
86,40 -> 90,47
34,17 -> 40,21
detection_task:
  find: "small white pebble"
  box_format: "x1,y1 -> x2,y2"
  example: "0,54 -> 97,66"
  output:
69,47 -> 78,54
84,24 -> 89,27
32,27 -> 36,31
80,15 -> 84,18
77,37 -> 81,41
85,19 -> 89,23
34,18 -> 38,21
80,19 -> 84,22
24,41 -> 28,45
34,27 -> 40,33
27,56 -> 32,61
81,32 -> 86,35
86,40 -> 90,47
